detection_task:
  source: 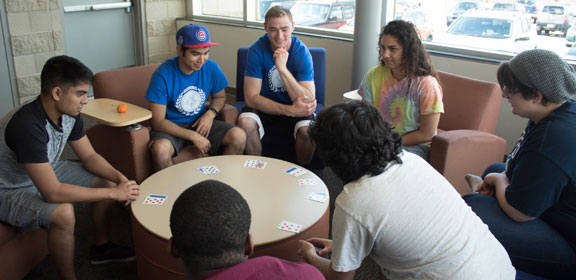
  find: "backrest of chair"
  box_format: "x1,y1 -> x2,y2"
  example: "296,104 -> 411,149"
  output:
235,47 -> 326,106
236,47 -> 249,102
92,63 -> 160,109
437,71 -> 502,133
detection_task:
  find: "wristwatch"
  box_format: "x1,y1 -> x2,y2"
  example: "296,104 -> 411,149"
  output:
209,107 -> 218,115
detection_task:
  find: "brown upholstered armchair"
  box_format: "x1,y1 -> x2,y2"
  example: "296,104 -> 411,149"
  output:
0,222 -> 48,279
86,64 -> 238,183
429,71 -> 507,195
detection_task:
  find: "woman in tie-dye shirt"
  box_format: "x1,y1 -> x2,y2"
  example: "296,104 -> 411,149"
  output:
358,20 -> 443,160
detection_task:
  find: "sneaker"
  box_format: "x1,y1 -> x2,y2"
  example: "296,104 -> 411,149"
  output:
89,242 -> 136,265
465,174 -> 483,192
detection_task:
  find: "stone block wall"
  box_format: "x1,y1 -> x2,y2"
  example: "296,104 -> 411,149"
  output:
3,0 -> 185,104
145,0 -> 184,64
5,0 -> 62,103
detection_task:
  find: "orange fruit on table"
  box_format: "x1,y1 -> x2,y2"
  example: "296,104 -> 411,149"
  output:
117,103 -> 128,113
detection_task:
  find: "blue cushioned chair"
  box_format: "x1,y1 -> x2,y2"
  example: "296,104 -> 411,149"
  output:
235,47 -> 326,168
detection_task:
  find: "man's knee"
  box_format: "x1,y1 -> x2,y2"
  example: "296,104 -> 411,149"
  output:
296,126 -> 311,142
150,139 -> 174,160
225,127 -> 247,147
238,117 -> 257,132
50,203 -> 75,231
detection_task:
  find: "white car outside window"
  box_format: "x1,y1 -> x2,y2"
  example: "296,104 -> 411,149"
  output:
435,11 -> 537,54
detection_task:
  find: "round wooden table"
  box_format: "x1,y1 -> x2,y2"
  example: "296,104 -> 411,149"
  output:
130,155 -> 330,279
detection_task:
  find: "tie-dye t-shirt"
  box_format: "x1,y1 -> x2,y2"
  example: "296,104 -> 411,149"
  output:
358,65 -> 444,136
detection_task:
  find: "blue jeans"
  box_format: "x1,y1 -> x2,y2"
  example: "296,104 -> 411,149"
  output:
464,164 -> 576,279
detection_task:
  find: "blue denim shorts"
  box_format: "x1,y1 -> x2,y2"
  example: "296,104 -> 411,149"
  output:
0,160 -> 94,231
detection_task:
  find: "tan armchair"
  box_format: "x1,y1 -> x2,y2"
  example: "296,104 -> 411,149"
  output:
86,64 -> 238,183
430,71 -> 507,195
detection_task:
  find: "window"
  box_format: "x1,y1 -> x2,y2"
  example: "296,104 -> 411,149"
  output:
190,0 -> 355,35
188,0 -> 574,63
192,0 -> 243,19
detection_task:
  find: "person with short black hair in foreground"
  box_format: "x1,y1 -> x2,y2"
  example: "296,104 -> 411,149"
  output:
298,101 -> 515,280
170,180 -> 324,280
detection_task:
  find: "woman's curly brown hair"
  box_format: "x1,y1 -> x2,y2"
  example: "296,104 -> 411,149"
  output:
379,20 -> 438,80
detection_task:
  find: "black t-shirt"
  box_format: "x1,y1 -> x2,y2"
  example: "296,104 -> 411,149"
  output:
0,98 -> 84,188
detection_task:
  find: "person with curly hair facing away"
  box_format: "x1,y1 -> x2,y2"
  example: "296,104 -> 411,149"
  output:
297,101 -> 514,280
357,20 -> 443,160
169,180 -> 323,280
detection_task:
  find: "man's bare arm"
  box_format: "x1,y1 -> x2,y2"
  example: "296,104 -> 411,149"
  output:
244,77 -> 315,117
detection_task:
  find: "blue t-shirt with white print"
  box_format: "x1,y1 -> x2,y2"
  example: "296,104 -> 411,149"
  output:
244,34 -> 314,105
146,56 -> 228,124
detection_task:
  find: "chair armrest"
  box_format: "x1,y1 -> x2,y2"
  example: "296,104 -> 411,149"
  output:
86,124 -> 152,184
429,129 -> 507,195
216,104 -> 238,125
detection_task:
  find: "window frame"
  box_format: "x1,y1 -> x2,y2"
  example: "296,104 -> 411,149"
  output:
185,0 -> 576,65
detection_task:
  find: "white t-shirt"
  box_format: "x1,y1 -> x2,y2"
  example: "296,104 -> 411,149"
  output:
331,152 -> 515,280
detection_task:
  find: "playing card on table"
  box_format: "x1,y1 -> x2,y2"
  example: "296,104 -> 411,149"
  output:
243,159 -> 258,168
298,178 -> 318,186
143,194 -> 168,205
254,160 -> 268,169
307,192 -> 328,203
198,165 -> 220,175
285,167 -> 307,177
244,159 -> 268,170
277,220 -> 303,233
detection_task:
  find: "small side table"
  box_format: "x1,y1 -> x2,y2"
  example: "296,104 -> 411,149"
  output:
81,98 -> 151,128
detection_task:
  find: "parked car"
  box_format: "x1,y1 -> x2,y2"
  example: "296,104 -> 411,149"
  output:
536,3 -> 573,36
492,2 -> 525,13
395,0 -> 419,20
290,1 -> 355,29
566,23 -> 576,46
520,0 -> 538,23
435,11 -> 537,53
338,16 -> 354,33
402,9 -> 434,41
564,43 -> 576,60
447,1 -> 481,26
259,0 -> 296,20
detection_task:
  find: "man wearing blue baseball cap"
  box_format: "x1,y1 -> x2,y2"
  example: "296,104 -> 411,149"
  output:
145,24 -> 246,171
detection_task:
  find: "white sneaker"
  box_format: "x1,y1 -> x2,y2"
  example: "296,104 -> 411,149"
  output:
465,174 -> 483,192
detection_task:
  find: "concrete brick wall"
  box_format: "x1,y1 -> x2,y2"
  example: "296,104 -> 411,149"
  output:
145,0 -> 184,64
5,0 -> 63,103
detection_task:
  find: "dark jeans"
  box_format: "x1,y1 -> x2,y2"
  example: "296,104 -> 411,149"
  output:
464,164 -> 576,279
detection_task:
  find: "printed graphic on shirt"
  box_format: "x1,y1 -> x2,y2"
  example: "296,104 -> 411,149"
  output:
175,86 -> 206,117
267,66 -> 286,93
